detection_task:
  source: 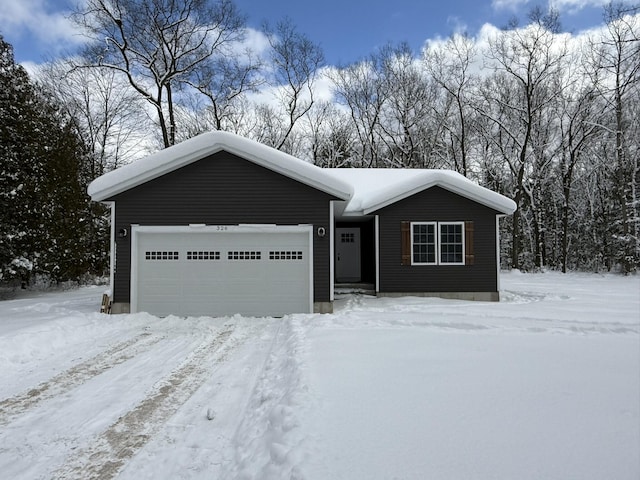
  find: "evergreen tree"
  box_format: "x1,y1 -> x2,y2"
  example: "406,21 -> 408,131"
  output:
0,35 -> 38,283
0,35 -> 107,285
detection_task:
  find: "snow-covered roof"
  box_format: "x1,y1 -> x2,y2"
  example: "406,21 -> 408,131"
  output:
88,131 -> 516,215
324,168 -> 517,215
87,131 -> 354,202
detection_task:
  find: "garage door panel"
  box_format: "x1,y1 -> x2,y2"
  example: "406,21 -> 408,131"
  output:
134,227 -> 311,317
139,278 -> 182,294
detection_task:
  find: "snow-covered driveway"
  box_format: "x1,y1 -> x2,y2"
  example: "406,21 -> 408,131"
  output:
0,289 -> 283,479
0,272 -> 638,479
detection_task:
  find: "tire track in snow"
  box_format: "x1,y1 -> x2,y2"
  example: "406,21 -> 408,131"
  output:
0,331 -> 164,426
55,325 -> 240,480
224,318 -> 310,480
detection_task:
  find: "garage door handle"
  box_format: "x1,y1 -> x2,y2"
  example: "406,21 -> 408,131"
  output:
337,254 -> 341,261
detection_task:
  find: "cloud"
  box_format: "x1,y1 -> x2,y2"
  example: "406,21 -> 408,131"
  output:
446,16 -> 470,35
242,27 -> 271,56
18,60 -> 43,78
493,0 -> 611,14
0,0 -> 86,54
549,0 -> 610,12
491,0 -> 532,11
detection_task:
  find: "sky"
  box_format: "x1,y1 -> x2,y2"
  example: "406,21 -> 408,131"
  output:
0,0 -> 617,69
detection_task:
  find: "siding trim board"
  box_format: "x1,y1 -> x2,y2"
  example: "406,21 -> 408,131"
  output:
375,215 -> 380,293
330,201 -> 335,302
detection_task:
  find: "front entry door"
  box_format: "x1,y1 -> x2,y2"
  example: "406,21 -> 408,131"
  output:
336,228 -> 361,282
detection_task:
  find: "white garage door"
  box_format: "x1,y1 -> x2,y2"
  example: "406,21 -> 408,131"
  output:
132,225 -> 312,317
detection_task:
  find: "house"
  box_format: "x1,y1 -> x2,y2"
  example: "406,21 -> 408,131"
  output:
88,131 -> 516,317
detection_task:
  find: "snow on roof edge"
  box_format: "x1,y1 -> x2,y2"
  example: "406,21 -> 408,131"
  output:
88,133 -> 515,216
87,131 -> 354,202
360,170 -> 516,215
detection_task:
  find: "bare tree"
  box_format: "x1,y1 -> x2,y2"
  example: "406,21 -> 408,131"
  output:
329,59 -> 386,167
377,43 -> 435,168
423,34 -> 477,176
38,60 -> 147,175
250,103 -> 305,157
303,100 -> 332,164
478,17 -> 568,269
185,42 -> 263,131
330,44 -> 447,169
262,18 -> 324,152
73,0 -> 248,148
552,59 -> 605,272
303,100 -> 357,167
587,2 -> 640,272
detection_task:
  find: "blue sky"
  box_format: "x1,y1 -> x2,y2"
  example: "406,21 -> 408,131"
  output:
1,0 -> 613,67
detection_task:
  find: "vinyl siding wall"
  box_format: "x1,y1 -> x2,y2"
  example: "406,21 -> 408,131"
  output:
376,186 -> 500,293
108,151 -> 336,304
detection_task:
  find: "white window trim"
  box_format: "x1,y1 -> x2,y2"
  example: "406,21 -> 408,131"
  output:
438,221 -> 465,266
411,222 -> 437,266
411,221 -> 465,266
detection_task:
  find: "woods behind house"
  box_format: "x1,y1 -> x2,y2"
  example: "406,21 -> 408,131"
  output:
1,0 -> 638,285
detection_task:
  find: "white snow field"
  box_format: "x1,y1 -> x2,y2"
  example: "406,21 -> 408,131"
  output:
0,272 -> 638,480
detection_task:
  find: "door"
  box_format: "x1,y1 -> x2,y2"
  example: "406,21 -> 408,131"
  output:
132,225 -> 312,317
335,227 -> 361,282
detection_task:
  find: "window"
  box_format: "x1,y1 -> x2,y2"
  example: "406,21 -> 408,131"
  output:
439,223 -> 464,265
187,251 -> 220,260
228,251 -> 261,260
269,251 -> 303,260
411,222 -> 436,265
145,251 -> 179,261
408,222 -> 465,266
341,232 -> 355,243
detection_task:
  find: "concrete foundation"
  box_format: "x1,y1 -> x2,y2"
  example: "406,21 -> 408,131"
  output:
377,291 -> 500,302
107,293 -> 495,316
110,302 -> 131,314
313,301 -> 334,314
108,302 -> 333,315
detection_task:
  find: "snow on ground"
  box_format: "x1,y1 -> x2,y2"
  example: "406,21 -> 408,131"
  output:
0,272 -> 638,480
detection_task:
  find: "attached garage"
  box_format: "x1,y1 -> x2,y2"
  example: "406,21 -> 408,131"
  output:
132,225 -> 312,317
88,131 -> 353,316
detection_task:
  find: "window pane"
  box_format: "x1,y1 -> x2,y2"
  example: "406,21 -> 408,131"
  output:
440,223 -> 463,264
412,223 -> 436,264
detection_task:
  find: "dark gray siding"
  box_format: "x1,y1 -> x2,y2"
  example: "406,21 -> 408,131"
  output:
109,151 -> 336,304
376,186 -> 500,293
